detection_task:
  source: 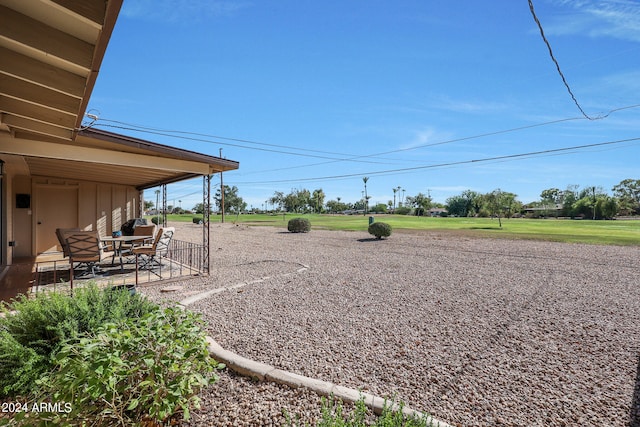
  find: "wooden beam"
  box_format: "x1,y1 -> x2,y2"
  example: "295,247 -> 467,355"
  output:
0,74 -> 81,115
0,5 -> 94,71
49,0 -> 108,26
0,95 -> 76,128
0,136 -> 212,174
0,46 -> 86,97
2,115 -> 74,140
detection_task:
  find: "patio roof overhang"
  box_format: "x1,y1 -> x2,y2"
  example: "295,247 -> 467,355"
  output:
0,0 -> 122,142
0,128 -> 239,189
0,0 -> 239,189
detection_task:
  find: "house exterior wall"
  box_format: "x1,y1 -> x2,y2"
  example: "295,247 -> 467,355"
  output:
12,175 -> 33,258
2,165 -> 141,264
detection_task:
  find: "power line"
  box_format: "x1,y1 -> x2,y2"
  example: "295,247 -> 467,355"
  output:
91,119 -> 403,164
229,136 -> 640,185
88,103 -> 640,176
92,122 -> 399,166
528,0 -> 598,120
238,104 -> 640,176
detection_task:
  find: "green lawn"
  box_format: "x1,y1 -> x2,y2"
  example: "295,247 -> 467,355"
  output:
155,213 -> 640,246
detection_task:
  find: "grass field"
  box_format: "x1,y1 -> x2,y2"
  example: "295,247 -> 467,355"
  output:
153,213 -> 640,246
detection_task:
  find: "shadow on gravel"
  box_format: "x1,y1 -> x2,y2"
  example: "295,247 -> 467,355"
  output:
357,237 -> 387,242
630,354 -> 640,427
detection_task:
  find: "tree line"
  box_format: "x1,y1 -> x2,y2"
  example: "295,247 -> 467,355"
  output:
264,179 -> 640,220
444,179 -> 640,220
160,178 -> 640,220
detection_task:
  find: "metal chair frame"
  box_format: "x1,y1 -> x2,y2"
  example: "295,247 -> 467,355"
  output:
133,227 -> 175,277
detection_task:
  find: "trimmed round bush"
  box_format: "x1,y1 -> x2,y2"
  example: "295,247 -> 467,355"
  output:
287,217 -> 311,233
368,221 -> 392,239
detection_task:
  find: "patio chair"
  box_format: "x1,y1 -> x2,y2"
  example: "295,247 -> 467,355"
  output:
55,227 -> 81,258
65,231 -> 115,287
133,227 -> 175,273
119,224 -> 157,259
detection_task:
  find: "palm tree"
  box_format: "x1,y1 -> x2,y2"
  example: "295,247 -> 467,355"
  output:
392,187 -> 398,211
362,177 -> 369,215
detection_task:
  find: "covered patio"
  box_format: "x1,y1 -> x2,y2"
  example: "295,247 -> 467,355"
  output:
0,128 -> 239,302
0,0 -> 239,301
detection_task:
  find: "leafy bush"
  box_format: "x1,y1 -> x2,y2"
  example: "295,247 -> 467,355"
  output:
368,222 -> 392,239
286,396 -> 437,426
21,307 -> 222,426
0,285 -> 157,397
288,217 -> 311,233
192,217 -> 203,224
151,216 -> 161,225
395,206 -> 412,215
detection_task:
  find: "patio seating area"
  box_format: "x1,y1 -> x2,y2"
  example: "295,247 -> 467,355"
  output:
0,236 -> 207,300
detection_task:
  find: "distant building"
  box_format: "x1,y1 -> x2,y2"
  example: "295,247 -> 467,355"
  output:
428,208 -> 448,217
523,203 -> 564,216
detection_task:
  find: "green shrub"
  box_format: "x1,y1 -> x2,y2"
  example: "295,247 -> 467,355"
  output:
23,307 -> 222,426
395,206 -> 411,215
192,217 -> 203,224
286,396 -> 437,426
0,285 -> 157,397
0,330 -> 44,399
288,217 -> 311,233
368,222 -> 392,239
151,216 -> 161,225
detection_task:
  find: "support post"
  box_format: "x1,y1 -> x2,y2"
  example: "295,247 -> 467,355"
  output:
138,191 -> 144,219
203,174 -> 211,274
162,184 -> 167,227
220,148 -> 225,223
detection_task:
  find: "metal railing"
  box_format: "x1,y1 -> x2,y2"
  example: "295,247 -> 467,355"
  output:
135,239 -> 207,283
33,239 -> 208,294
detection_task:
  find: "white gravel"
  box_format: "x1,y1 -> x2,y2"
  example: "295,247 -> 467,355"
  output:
142,221 -> 640,427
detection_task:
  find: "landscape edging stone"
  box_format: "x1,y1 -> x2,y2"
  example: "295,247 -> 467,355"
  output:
180,277 -> 453,427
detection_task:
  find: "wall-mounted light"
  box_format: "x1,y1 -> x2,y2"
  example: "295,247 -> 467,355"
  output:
0,159 -> 4,175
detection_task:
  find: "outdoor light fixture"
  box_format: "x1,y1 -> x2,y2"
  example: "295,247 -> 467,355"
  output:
0,159 -> 4,175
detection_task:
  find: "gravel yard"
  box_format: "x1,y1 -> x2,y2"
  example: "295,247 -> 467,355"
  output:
143,221 -> 640,427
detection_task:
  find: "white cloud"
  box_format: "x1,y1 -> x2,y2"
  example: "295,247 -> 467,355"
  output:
434,96 -> 509,114
546,0 -> 640,42
399,127 -> 454,151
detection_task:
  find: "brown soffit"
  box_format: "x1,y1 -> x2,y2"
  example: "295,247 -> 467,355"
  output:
0,0 -> 123,141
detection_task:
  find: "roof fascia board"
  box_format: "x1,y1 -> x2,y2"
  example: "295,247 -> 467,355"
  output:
73,0 -> 123,132
137,173 -> 203,190
0,133 -> 210,174
79,128 -> 240,171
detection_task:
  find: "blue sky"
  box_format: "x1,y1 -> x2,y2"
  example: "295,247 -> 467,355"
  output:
87,0 -> 640,210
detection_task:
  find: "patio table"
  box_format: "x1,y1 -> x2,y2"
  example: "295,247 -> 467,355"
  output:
100,235 -> 152,271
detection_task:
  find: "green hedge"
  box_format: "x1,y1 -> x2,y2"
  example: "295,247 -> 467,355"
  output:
288,217 -> 311,233
368,222 -> 392,239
